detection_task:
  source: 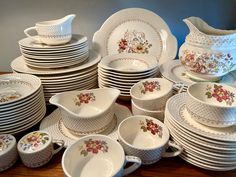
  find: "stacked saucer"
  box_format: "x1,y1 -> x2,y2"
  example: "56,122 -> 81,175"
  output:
18,34 -> 89,68
164,93 -> 236,171
11,50 -> 100,102
98,53 -> 159,100
0,73 -> 46,135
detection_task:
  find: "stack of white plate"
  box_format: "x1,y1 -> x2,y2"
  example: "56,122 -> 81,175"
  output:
18,34 -> 89,68
0,73 -> 46,135
98,53 -> 159,100
164,93 -> 236,171
11,50 -> 101,102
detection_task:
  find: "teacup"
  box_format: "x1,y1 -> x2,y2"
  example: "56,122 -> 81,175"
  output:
131,99 -> 164,122
118,115 -> 183,165
0,134 -> 18,172
130,78 -> 173,111
186,82 -> 236,127
62,134 -> 141,177
17,131 -> 64,168
24,14 -> 75,45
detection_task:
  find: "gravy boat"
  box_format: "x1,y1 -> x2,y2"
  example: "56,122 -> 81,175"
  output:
49,88 -> 120,135
24,14 -> 76,45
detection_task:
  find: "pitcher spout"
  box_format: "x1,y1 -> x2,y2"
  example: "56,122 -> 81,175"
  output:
62,14 -> 76,24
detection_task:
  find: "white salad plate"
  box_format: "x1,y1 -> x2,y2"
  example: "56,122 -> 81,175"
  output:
164,93 -> 236,171
19,34 -> 88,50
11,50 -> 100,75
93,8 -> 177,64
40,103 -> 132,147
160,60 -> 236,87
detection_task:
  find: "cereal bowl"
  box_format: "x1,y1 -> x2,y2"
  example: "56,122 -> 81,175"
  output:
186,82 -> 236,127
130,78 -> 173,110
49,88 -> 120,135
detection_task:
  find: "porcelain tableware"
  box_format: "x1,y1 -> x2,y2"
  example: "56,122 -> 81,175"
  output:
160,59 -> 236,87
17,131 -> 64,168
49,88 -> 120,135
0,134 -> 18,172
62,134 -> 141,177
186,82 -> 236,127
179,16 -> 236,81
130,78 -> 173,110
99,53 -> 158,73
93,8 -> 177,64
118,115 -> 182,164
131,100 -> 164,122
24,14 -> 76,45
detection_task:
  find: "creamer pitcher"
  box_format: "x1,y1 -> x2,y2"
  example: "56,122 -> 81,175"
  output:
179,16 -> 236,81
24,14 -> 76,45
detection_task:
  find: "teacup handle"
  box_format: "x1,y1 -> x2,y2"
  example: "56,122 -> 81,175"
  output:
24,26 -> 40,42
52,140 -> 64,155
162,141 -> 183,158
123,156 -> 142,176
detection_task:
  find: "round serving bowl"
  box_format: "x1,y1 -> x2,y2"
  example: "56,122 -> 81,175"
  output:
130,78 -> 173,111
186,82 -> 236,127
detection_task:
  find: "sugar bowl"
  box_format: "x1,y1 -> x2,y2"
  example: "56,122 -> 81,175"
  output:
17,130 -> 64,168
0,134 -> 18,172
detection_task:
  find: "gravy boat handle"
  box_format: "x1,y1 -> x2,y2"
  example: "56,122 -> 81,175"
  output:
24,26 -> 40,42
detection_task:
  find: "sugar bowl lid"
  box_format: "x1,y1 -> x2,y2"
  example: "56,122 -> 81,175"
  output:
0,134 -> 16,155
17,131 -> 51,153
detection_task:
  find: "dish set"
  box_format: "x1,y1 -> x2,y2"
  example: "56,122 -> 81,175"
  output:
1,7 -> 236,175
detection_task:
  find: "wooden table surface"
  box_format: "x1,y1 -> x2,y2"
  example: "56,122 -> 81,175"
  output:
1,72 -> 236,177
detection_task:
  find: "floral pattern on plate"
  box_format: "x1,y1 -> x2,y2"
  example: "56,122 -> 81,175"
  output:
140,119 -> 163,137
118,30 -> 152,54
20,132 -> 50,152
0,91 -> 22,103
205,84 -> 235,106
74,92 -> 96,106
180,49 -> 235,74
140,81 -> 160,94
78,139 -> 108,157
0,135 -> 14,151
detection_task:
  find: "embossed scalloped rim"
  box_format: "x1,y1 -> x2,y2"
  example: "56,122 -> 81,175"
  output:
166,93 -> 236,142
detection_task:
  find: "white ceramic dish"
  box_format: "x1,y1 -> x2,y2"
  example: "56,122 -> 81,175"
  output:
19,34 -> 87,50
11,50 -> 101,75
131,100 -> 164,122
99,65 -> 159,77
165,93 -> 236,142
130,78 -> 173,110
0,73 -> 41,106
92,8 -> 177,64
160,60 -> 236,87
62,134 -> 141,177
49,88 -> 120,135
99,53 -> 158,73
186,82 -> 236,127
40,104 -> 132,147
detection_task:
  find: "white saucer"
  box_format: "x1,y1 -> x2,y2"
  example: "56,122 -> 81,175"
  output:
39,103 -> 132,147
160,60 -> 236,86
